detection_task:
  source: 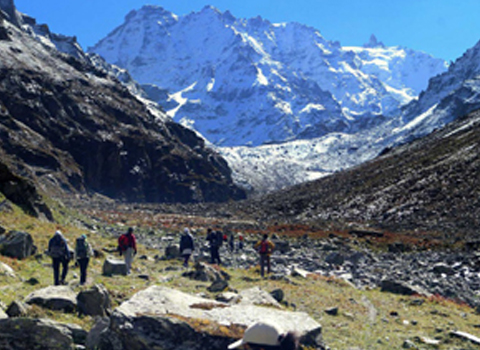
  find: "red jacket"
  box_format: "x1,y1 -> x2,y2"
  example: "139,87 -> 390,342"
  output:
118,233 -> 137,253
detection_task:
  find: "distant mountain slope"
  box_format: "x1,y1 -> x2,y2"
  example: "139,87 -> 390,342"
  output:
0,1 -> 245,205
222,38 -> 480,194
236,109 -> 480,234
90,6 -> 447,147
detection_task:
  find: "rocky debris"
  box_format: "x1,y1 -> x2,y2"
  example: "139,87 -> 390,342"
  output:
93,286 -> 322,350
77,284 -> 111,317
207,279 -> 228,293
25,286 -> 77,312
102,257 -> 127,276
0,230 -> 37,259
0,318 -> 84,349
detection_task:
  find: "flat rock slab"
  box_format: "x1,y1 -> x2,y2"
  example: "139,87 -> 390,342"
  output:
25,286 -> 77,312
117,286 -> 320,336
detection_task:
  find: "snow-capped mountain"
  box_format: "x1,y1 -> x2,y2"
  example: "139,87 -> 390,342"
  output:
90,6 -> 447,147
222,39 -> 480,194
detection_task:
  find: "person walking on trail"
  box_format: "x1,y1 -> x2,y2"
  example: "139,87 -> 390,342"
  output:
118,227 -> 137,275
48,230 -> 71,285
255,234 -> 275,277
228,233 -> 235,253
75,234 -> 94,285
228,321 -> 300,350
206,228 -> 222,265
179,228 -> 195,267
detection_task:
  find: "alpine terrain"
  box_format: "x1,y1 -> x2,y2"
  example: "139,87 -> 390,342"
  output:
0,0 -> 245,214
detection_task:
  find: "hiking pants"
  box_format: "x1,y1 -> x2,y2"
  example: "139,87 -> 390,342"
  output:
210,246 -> 221,265
77,258 -> 90,284
260,254 -> 271,277
124,247 -> 135,274
52,257 -> 69,285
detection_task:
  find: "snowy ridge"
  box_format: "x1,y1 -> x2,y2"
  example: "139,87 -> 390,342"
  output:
90,6 -> 447,147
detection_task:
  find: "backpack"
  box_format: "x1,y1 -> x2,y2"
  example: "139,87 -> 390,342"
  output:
49,235 -> 66,258
216,231 -> 224,247
259,240 -> 269,254
118,234 -> 129,251
76,237 -> 88,259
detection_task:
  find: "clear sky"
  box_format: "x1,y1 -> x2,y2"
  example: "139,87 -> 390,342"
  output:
13,0 -> 480,62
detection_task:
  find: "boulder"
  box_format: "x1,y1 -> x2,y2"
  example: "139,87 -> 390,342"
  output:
432,263 -> 455,276
102,257 -> 127,276
270,288 -> 284,303
380,279 -> 430,297
25,286 -> 77,312
182,261 -> 223,282
207,279 -> 228,293
0,261 -> 15,278
325,252 -> 345,265
0,318 -> 78,349
6,300 -> 31,317
165,244 -> 180,259
95,286 -> 322,350
77,284 -> 111,317
0,230 -> 37,259
237,287 -> 283,308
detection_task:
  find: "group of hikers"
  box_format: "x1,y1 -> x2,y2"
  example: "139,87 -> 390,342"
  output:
46,228 -> 299,350
180,228 -> 274,277
46,226 -> 275,286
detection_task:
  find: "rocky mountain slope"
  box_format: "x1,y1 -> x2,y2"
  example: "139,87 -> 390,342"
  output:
89,6 -> 447,147
233,108 -> 480,235
0,1 -> 245,209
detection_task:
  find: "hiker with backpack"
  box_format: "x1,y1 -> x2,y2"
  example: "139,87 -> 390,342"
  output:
179,227 -> 195,267
118,227 -> 137,275
48,230 -> 71,285
206,228 -> 222,265
254,234 -> 275,277
75,234 -> 94,285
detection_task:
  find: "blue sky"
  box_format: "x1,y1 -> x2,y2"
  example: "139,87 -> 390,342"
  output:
14,0 -> 480,62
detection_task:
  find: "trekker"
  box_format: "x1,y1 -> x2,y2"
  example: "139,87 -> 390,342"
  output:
118,227 -> 137,275
48,230 -> 71,285
206,228 -> 222,265
228,321 -> 299,350
254,234 -> 275,277
179,228 -> 195,267
238,234 -> 244,251
228,233 -> 235,253
75,234 -> 94,285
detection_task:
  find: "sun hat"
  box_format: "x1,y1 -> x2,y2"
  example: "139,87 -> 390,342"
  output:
228,322 -> 282,349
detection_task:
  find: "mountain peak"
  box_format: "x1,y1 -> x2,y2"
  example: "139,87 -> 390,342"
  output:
363,34 -> 385,48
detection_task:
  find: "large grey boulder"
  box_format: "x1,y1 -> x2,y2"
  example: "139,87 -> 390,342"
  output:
102,257 -> 127,276
0,230 -> 37,259
25,286 -> 77,312
94,286 -> 322,350
0,318 -> 80,349
77,284 -> 111,317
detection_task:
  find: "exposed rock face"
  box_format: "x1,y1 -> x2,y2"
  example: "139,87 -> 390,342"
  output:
94,286 -> 322,350
0,2 -> 245,206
